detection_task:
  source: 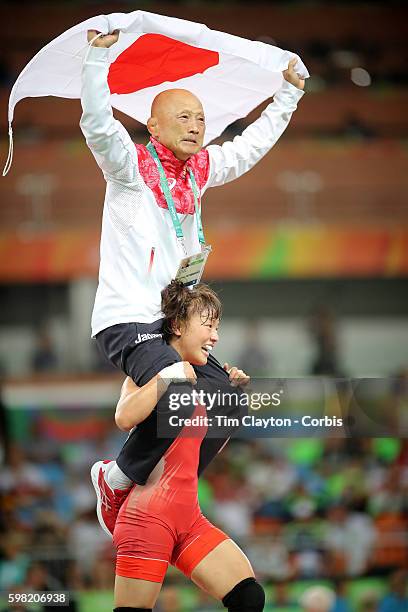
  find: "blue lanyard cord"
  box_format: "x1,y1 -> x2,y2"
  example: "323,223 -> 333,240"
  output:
146,141 -> 205,247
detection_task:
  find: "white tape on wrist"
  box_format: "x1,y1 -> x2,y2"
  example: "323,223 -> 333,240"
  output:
158,362 -> 188,387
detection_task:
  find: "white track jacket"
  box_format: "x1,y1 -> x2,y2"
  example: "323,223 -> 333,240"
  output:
80,46 -> 304,336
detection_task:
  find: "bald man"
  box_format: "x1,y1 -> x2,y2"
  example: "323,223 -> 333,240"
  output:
148,88 -> 206,161
80,30 -> 304,538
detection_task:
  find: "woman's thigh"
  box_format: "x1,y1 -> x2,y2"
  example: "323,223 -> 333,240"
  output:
113,503 -> 174,607
190,538 -> 255,601
114,575 -> 162,608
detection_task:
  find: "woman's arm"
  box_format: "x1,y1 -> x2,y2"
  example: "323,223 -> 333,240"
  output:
115,375 -> 165,432
115,362 -> 196,432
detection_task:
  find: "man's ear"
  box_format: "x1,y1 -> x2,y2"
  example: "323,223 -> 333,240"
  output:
147,116 -> 158,137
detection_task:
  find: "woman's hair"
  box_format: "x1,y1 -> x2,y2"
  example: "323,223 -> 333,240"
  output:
161,281 -> 222,341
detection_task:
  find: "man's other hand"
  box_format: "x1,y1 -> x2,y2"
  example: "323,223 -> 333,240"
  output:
87,29 -> 119,48
283,57 -> 305,90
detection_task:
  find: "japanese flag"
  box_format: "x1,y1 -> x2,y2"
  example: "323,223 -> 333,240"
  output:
3,10 -> 309,174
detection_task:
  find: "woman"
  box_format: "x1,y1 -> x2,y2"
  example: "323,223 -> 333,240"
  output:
112,281 -> 265,612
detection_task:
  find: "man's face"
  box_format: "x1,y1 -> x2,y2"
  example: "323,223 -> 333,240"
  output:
147,89 -> 206,161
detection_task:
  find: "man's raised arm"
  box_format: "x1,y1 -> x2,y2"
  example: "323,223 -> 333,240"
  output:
204,58 -> 305,188
80,30 -> 139,182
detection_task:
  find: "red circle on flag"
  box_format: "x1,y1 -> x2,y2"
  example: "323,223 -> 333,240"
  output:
108,33 -> 219,94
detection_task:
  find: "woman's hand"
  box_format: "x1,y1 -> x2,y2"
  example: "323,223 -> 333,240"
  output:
181,361 -> 198,384
223,363 -> 251,387
159,361 -> 197,386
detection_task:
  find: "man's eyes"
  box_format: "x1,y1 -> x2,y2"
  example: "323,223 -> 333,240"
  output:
178,115 -> 205,121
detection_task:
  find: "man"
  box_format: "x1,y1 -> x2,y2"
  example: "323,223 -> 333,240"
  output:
81,29 -> 304,536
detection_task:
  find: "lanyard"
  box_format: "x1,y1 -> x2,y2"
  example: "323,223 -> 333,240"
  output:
146,142 -> 206,254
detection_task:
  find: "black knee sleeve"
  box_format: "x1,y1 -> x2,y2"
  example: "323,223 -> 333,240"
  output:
222,577 -> 265,611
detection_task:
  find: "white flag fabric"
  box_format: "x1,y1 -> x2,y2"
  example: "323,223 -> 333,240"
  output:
3,10 -> 309,174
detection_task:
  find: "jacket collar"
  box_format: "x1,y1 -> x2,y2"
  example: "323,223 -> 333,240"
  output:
149,136 -> 192,175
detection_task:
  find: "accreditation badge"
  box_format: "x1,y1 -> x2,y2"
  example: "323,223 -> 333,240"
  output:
175,244 -> 212,287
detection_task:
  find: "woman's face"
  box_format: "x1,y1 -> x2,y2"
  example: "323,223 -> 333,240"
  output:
174,310 -> 219,365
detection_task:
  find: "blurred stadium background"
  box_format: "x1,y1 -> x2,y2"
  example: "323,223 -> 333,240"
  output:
0,1 -> 407,610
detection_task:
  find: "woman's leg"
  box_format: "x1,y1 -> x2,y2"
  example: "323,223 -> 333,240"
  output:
113,496 -> 173,610
114,576 -> 162,609
190,539 -> 265,610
